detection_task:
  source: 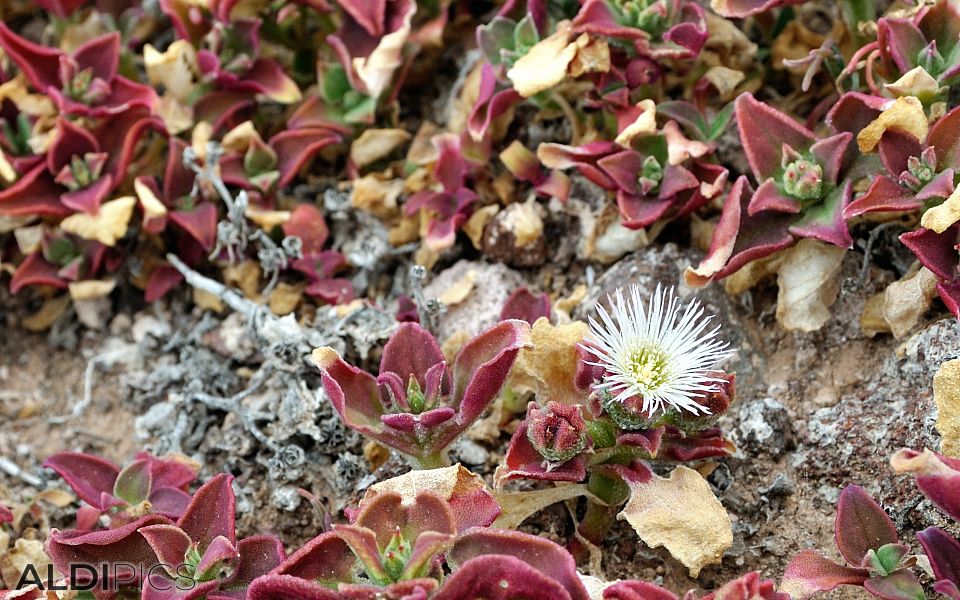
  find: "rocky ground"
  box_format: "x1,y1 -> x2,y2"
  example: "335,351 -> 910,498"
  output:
1,236 -> 955,598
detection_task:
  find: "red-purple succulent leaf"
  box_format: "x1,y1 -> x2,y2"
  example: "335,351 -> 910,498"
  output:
700,572 -> 791,600
835,485 -> 899,565
598,150 -> 644,195
282,204 -> 329,255
826,93 -> 887,136
780,549 -> 870,599
658,427 -> 735,461
686,177 -> 796,286
177,473 -> 236,549
451,319 -> 532,424
170,202 -> 219,252
900,225 -> 960,282
243,58 -> 301,102
929,105 -> 960,170
196,535 -> 240,581
877,130 -> 922,177
935,581 -> 960,600
844,176 -> 921,218
735,93 -> 816,182
879,18 -> 927,74
863,571 -> 925,600
402,530 -> 456,580
270,128 -> 343,189
917,169 -> 957,203
232,535 -> 286,586
538,142 -> 620,190
918,528 -> 960,592
0,22 -> 63,91
141,575 -> 220,600
44,452 -> 120,508
891,448 -> 960,521
63,175 -> 115,214
140,452 -> 197,490
47,514 -> 171,588
501,288 -> 551,324
113,459 -> 152,505
48,119 -> 100,174
940,281 -> 960,318
274,530 -> 356,583
380,322 -> 446,391
603,580 -> 680,600
10,253 -> 68,294
331,524 -> 388,581
496,419 -> 588,484
0,503 -> 12,524
749,179 -> 802,215
139,524 -> 193,574
435,554 -> 573,600
468,63 -> 523,143
809,132 -> 853,186
711,0 -> 808,18
788,181 -> 854,248
340,579 -> 436,599
380,408 -> 456,433
448,528 -> 590,600
315,348 -> 384,430
146,265 -> 185,302
72,32 -> 120,83
433,133 -> 468,193
247,574 -> 344,600
616,427 -> 665,458
0,164 -> 68,217
148,487 -> 193,519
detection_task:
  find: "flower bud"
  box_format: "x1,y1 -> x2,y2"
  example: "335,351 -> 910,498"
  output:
526,401 -> 587,463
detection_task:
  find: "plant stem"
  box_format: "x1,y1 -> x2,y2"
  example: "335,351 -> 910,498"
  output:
411,452 -> 451,470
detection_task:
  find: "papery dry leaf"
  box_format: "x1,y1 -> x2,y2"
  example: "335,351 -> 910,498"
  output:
701,12 -> 758,72
492,484 -> 593,530
885,66 -> 943,101
881,266 -> 939,338
68,279 -> 116,300
0,75 -> 56,117
555,284 -> 587,319
568,36 -> 610,78
145,40 -> 199,102
0,539 -> 50,592
775,239 -> 845,332
441,329 -> 471,363
702,66 -> 745,99
510,318 -> 589,405
60,12 -> 110,53
464,205 -> 500,250
438,270 -> 477,305
34,488 -> 75,508
615,100 -> 657,146
14,225 -> 43,255
193,288 -> 225,312
354,6 -> 413,97
191,121 -> 213,161
60,196 -> 136,247
933,359 -> 960,458
221,121 -> 261,153
268,282 -> 303,315
414,244 -> 439,269
352,175 -> 404,219
362,464 -> 488,506
363,440 -> 390,471
0,149 -> 16,184
223,261 -> 262,299
134,178 -> 169,224
664,121 -> 711,166
507,22 -> 579,98
22,295 -> 70,332
723,252 -> 785,296
619,466 -> 732,577
245,206 -> 291,230
498,200 -> 543,248
857,96 -> 928,153
350,128 -> 412,168
920,185 -> 960,233
407,122 -> 442,165
389,214 -> 420,246
861,292 -> 891,337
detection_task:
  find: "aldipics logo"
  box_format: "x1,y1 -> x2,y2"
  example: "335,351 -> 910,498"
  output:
15,562 -> 200,593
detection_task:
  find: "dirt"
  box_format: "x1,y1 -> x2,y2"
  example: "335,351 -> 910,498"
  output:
0,237 -> 956,598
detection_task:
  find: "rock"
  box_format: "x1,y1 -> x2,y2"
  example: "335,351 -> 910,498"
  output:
423,259 -> 526,342
735,398 -> 793,458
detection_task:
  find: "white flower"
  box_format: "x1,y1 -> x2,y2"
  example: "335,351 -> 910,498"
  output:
582,284 -> 735,416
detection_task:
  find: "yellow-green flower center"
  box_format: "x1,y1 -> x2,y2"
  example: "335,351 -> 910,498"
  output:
624,345 -> 670,390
